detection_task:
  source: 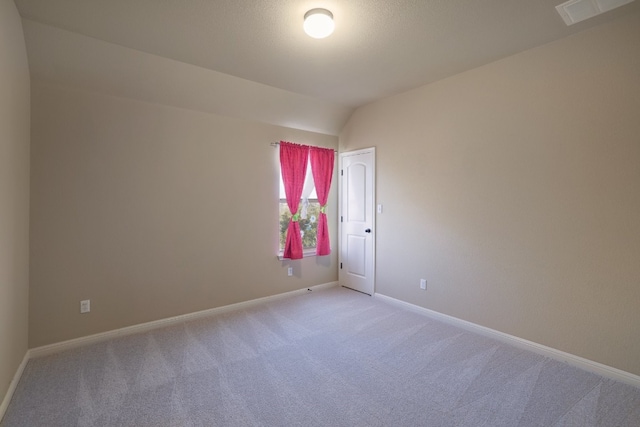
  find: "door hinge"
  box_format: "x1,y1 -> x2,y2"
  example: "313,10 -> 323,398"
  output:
341,216 -> 343,222
340,263 -> 343,269
341,169 -> 343,176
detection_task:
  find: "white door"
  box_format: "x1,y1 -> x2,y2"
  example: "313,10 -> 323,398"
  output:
339,148 -> 375,295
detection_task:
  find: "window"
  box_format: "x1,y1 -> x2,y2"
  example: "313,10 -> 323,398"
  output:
279,160 -> 319,253
278,140 -> 333,259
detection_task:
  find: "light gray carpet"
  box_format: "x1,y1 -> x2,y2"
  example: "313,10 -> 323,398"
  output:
2,286 -> 639,426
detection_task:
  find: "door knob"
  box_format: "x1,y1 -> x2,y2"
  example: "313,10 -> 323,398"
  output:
365,228 -> 372,233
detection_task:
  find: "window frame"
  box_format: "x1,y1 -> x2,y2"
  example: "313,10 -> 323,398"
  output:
277,159 -> 320,258
277,197 -> 321,259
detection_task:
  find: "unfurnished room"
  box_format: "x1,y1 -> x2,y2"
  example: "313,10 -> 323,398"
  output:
1,0 -> 640,425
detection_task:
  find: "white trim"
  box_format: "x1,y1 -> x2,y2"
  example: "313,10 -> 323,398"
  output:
374,292 -> 640,388
277,248 -> 322,260
339,147 -> 376,295
2,282 -> 338,420
0,351 -> 29,423
29,282 -> 339,359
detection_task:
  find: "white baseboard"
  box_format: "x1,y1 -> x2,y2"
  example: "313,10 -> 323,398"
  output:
29,282 -> 339,359
0,351 -> 29,423
2,282 -> 338,420
374,292 -> 640,389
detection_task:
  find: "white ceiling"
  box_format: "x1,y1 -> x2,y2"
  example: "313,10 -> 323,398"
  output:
15,0 -> 640,135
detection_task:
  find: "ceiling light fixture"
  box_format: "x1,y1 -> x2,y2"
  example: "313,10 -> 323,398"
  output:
303,8 -> 335,39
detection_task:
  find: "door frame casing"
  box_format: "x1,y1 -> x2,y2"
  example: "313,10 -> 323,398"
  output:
338,147 -> 376,295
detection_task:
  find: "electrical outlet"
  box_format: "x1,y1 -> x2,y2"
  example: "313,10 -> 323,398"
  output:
287,267 -> 293,276
80,299 -> 90,313
420,279 -> 427,290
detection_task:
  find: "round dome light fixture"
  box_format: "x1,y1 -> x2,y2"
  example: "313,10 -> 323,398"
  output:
303,8 -> 334,39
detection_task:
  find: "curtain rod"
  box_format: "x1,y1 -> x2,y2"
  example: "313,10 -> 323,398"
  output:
270,142 -> 337,153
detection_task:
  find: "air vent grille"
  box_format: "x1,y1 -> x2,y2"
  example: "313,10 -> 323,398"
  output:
556,0 -> 635,25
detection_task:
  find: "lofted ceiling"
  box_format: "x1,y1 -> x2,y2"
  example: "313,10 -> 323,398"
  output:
14,0 -> 640,135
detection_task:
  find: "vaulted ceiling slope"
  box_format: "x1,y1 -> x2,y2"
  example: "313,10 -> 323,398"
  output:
15,0 -> 640,135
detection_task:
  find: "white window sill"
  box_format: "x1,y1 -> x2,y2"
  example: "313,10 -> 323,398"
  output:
277,249 -> 317,260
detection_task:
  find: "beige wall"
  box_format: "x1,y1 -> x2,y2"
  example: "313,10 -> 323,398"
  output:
340,13 -> 640,375
29,82 -> 338,347
0,0 -> 30,403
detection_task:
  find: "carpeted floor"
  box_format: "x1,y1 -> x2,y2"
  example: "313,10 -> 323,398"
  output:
2,286 -> 639,426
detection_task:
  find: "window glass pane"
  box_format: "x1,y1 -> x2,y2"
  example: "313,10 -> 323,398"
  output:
279,159 -> 319,252
279,160 -> 317,199
279,201 -> 320,251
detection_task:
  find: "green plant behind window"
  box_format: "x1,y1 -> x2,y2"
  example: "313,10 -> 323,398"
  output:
279,201 -> 320,251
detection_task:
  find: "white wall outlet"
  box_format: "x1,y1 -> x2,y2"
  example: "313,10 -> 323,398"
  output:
377,204 -> 383,214
287,267 -> 293,276
80,299 -> 90,313
420,279 -> 427,290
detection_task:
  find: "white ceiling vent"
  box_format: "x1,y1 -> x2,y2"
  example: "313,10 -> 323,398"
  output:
556,0 -> 635,25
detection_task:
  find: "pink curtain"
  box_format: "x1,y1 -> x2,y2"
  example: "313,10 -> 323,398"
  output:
280,141 -> 309,260
310,146 -> 334,256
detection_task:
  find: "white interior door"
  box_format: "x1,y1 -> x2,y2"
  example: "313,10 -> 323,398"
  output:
339,148 -> 375,295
